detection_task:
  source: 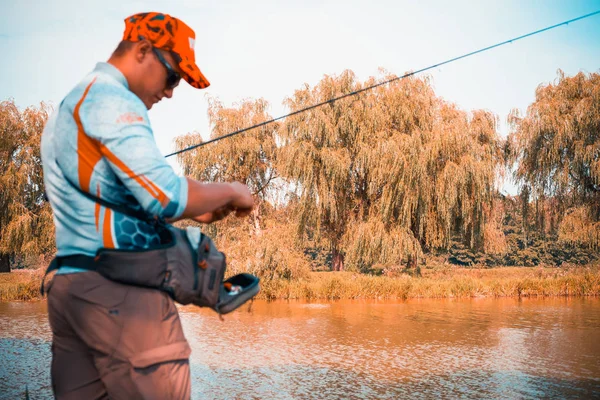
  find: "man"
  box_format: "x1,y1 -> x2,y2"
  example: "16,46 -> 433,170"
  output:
41,12 -> 253,399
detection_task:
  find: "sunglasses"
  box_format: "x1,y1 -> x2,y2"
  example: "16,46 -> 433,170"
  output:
152,47 -> 181,89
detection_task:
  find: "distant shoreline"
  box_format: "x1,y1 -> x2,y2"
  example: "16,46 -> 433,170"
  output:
260,267 -> 600,300
1,266 -> 599,303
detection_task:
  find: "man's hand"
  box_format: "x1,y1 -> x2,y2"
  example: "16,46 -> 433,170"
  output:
229,182 -> 254,217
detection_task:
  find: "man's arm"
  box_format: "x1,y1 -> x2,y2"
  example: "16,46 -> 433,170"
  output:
168,179 -> 253,223
81,89 -> 253,222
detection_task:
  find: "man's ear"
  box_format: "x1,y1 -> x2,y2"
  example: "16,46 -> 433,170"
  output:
134,40 -> 153,64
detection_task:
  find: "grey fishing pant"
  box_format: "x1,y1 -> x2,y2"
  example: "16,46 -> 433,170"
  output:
47,271 -> 191,399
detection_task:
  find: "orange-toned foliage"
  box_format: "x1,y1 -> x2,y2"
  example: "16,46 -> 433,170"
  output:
0,100 -> 55,270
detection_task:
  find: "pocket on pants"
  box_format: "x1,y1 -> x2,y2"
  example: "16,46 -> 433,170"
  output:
128,341 -> 191,400
65,273 -> 130,356
67,273 -> 130,309
129,341 -> 191,369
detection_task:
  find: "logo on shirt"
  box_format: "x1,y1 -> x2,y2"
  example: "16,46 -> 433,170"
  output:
116,112 -> 144,124
189,37 -> 195,50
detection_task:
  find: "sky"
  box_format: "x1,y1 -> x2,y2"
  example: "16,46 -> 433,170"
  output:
1,0 -> 599,195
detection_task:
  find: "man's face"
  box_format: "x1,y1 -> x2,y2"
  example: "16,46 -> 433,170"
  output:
136,46 -> 183,110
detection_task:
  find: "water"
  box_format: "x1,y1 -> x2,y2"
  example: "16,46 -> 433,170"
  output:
1,298 -> 600,399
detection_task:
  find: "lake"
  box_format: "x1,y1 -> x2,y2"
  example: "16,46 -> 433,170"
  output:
1,297 -> 599,399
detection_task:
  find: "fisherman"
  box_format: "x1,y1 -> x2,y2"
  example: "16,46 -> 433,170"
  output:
41,12 -> 253,399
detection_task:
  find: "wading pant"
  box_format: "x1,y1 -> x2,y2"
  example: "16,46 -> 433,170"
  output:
47,271 -> 191,400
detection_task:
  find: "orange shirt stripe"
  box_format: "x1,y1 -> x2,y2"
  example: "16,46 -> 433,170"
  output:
74,78 -> 101,193
95,184 -> 101,232
97,142 -> 170,207
103,208 -> 115,248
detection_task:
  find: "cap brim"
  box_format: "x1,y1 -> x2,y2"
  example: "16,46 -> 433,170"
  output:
180,61 -> 210,89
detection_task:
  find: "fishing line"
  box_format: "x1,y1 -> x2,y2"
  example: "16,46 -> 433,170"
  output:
165,10 -> 600,158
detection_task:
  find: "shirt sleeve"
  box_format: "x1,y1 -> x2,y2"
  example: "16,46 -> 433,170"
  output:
79,86 -> 188,219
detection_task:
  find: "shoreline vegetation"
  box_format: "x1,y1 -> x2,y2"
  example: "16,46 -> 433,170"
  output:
1,265 -> 599,303
2,73 -> 599,307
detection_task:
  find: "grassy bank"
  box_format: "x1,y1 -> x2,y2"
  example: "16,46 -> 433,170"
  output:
1,266 -> 599,302
0,269 -> 44,302
258,266 -> 600,300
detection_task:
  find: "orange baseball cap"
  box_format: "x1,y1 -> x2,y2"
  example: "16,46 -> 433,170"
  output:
123,12 -> 210,89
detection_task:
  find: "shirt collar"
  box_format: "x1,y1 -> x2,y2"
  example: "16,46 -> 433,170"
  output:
93,62 -> 129,89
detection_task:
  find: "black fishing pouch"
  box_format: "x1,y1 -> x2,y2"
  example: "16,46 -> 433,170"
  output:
42,225 -> 260,315
91,226 -> 260,314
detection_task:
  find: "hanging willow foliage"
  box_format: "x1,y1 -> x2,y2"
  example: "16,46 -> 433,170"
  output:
509,70 -> 600,249
176,97 -> 278,192
0,100 -> 55,270
279,70 -> 504,271
175,97 -> 279,233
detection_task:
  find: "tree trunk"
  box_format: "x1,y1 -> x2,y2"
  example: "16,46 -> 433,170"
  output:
0,253 -> 10,273
332,248 -> 344,271
521,186 -> 529,248
252,207 -> 262,236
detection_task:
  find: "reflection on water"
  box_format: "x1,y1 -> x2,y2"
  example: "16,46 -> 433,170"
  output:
1,298 -> 600,399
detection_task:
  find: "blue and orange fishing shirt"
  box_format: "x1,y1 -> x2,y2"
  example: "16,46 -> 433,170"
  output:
41,62 -> 188,273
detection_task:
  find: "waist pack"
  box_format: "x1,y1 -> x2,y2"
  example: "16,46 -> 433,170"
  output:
42,162 -> 260,315
42,225 -> 260,314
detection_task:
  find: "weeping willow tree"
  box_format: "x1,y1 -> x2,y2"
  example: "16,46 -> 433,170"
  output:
279,70 -> 504,271
278,71 -> 364,270
175,97 -> 279,233
175,98 -> 313,281
508,71 -> 600,249
0,100 -> 55,271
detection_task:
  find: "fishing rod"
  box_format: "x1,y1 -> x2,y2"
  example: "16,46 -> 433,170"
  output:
165,10 -> 600,159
